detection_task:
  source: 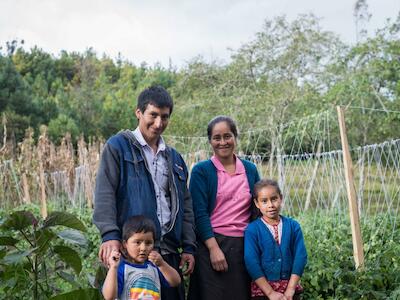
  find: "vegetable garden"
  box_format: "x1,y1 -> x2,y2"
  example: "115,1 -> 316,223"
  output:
1,107 -> 399,299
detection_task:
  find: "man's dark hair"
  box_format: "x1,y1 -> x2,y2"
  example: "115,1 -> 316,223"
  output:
122,215 -> 156,242
137,85 -> 174,114
207,115 -> 239,141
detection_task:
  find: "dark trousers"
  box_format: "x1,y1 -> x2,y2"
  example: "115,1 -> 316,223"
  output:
161,253 -> 185,300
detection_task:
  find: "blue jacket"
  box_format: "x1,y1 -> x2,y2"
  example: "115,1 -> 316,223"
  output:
244,216 -> 307,281
189,159 -> 260,242
93,130 -> 196,254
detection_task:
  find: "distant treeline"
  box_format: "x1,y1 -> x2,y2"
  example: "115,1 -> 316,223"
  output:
1,14 -> 399,151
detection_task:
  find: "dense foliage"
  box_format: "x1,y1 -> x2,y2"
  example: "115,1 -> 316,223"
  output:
1,14 -> 399,151
300,213 -> 400,299
0,205 -> 102,299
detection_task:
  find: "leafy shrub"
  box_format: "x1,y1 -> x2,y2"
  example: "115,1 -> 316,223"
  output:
299,212 -> 400,299
0,209 -> 102,300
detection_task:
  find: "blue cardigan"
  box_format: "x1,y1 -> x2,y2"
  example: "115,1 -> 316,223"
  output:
189,158 -> 260,242
244,216 -> 307,281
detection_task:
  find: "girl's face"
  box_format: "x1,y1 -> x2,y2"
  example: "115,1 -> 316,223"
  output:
123,231 -> 154,264
255,185 -> 283,223
210,121 -> 236,160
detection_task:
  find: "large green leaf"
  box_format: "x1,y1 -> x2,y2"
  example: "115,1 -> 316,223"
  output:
0,211 -> 37,231
56,270 -> 80,288
53,245 -> 82,275
34,229 -> 56,255
57,229 -> 87,247
0,236 -> 19,246
49,288 -> 102,300
93,264 -> 107,288
43,212 -> 86,232
0,248 -> 6,259
2,249 -> 36,265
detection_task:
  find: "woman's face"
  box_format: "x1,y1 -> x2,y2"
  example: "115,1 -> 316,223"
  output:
210,121 -> 236,160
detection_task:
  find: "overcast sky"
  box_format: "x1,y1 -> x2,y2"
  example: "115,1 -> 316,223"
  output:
0,0 -> 399,67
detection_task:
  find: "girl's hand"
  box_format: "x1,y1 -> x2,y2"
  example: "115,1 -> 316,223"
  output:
108,249 -> 121,268
209,246 -> 228,272
267,290 -> 287,300
148,250 -> 164,267
284,287 -> 296,300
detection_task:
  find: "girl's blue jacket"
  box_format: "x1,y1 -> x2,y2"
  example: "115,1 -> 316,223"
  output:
244,216 -> 307,281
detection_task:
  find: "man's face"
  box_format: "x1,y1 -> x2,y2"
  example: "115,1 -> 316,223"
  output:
135,104 -> 171,145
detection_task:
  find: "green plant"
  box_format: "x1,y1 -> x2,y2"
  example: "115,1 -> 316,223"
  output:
0,210 -> 102,300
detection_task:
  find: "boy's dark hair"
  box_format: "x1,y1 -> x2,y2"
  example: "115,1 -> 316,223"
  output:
122,215 -> 156,242
207,115 -> 238,141
254,179 -> 283,199
137,85 -> 174,114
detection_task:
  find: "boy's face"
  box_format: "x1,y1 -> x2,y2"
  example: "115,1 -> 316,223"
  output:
255,186 -> 283,223
123,231 -> 154,264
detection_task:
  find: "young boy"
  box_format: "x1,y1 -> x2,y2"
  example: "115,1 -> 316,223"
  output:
102,215 -> 181,300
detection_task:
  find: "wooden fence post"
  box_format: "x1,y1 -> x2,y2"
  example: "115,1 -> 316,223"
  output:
337,106 -> 364,269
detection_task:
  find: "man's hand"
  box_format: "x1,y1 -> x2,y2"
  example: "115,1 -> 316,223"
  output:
99,240 -> 121,266
179,253 -> 195,275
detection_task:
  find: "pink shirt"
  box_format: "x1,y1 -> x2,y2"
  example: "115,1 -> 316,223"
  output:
210,155 -> 252,237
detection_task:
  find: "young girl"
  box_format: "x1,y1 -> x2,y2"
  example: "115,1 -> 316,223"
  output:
244,179 -> 307,300
102,215 -> 181,300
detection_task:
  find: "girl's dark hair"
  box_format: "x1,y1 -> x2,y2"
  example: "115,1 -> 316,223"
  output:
207,115 -> 238,141
122,215 -> 156,242
254,179 -> 283,199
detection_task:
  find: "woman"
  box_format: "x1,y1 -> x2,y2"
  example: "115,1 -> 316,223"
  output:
188,116 -> 260,300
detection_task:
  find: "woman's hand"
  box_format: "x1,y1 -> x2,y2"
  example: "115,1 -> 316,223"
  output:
209,245 -> 228,272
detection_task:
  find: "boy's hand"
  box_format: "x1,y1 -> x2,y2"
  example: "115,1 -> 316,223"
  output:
148,250 -> 164,266
108,249 -> 121,268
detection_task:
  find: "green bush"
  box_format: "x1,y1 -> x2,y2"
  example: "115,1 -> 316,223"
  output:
299,212 -> 400,299
0,207 -> 102,300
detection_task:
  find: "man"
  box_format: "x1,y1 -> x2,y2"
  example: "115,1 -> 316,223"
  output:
93,86 -> 196,300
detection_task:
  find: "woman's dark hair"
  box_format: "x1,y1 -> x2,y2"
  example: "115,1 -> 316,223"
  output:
254,179 -> 283,199
137,85 -> 174,114
207,115 -> 238,141
122,215 -> 156,242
